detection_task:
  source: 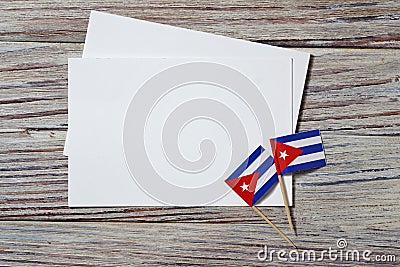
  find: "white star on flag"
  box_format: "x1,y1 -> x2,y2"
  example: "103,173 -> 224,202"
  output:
240,182 -> 249,192
279,150 -> 289,160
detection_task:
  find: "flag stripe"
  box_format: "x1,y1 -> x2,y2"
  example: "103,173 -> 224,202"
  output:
274,129 -> 320,143
255,164 -> 276,192
290,151 -> 325,166
253,156 -> 274,178
282,159 -> 326,174
252,173 -> 278,205
299,143 -> 324,156
226,145 -> 264,181
286,136 -> 322,148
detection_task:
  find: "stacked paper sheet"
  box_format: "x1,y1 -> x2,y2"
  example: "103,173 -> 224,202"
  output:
66,11 -> 310,207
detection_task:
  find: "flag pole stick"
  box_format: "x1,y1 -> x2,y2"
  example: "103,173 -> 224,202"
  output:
277,174 -> 295,234
251,206 -> 296,248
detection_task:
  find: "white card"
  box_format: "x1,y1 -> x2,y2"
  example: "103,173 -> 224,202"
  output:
68,58 -> 293,206
64,11 -> 309,155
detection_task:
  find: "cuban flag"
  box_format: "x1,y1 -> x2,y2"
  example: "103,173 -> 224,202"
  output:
225,146 -> 278,206
225,129 -> 326,206
270,129 -> 326,175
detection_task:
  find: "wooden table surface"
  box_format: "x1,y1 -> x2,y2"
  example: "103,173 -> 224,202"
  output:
0,1 -> 399,266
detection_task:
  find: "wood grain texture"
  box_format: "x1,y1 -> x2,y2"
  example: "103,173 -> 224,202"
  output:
0,43 -> 399,225
0,43 -> 400,226
0,221 -> 399,266
0,1 -> 399,266
1,129 -> 399,226
1,43 -> 399,133
0,0 -> 399,47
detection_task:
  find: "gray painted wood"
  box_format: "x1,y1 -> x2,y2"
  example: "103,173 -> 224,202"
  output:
0,221 -> 399,266
0,1 -> 399,266
0,0 -> 399,47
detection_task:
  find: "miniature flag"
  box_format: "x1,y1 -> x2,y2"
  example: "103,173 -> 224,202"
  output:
270,129 -> 326,175
225,146 -> 278,206
225,173 -> 259,206
225,146 -> 298,248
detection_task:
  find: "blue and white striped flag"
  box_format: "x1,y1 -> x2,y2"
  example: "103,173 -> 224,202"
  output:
270,129 -> 326,175
225,145 -> 278,206
225,129 -> 326,206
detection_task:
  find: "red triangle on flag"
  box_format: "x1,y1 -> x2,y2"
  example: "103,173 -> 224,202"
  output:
270,140 -> 303,174
225,172 -> 259,206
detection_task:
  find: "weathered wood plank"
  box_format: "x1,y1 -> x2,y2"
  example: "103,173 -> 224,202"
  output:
0,221 -> 398,266
0,130 -> 399,228
0,42 -> 399,134
0,42 -> 399,224
0,1 -> 398,265
0,0 -> 399,47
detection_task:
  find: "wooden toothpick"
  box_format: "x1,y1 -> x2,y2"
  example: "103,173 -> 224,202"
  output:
278,174 -> 295,233
251,206 -> 296,248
